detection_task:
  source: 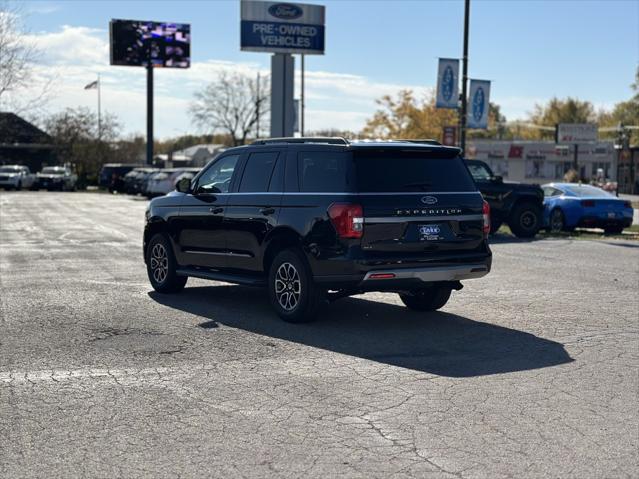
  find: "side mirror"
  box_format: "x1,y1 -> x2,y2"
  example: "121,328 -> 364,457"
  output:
493,175 -> 503,183
176,177 -> 191,193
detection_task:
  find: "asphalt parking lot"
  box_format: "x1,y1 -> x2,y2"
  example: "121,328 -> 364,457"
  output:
1,192 -> 638,478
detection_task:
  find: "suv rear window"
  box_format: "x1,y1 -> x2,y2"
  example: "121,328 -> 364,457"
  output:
298,152 -> 350,192
355,151 -> 476,192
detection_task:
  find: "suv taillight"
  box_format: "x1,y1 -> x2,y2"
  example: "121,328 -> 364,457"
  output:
482,200 -> 491,236
328,203 -> 364,239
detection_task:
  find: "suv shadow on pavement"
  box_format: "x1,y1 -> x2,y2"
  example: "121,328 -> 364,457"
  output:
149,285 -> 573,378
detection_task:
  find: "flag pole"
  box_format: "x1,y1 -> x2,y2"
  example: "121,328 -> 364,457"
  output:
459,0 -> 470,152
301,54 -> 305,136
97,73 -> 102,141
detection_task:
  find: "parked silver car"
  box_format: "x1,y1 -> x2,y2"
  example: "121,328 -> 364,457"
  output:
35,166 -> 78,191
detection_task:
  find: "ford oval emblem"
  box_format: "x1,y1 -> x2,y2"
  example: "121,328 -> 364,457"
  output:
472,86 -> 485,122
421,196 -> 438,205
442,66 -> 454,102
268,3 -> 304,20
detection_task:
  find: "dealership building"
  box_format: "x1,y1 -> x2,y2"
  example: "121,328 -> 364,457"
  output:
465,140 -> 619,185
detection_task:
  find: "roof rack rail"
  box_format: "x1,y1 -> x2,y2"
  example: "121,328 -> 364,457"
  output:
252,137 -> 349,145
394,139 -> 442,146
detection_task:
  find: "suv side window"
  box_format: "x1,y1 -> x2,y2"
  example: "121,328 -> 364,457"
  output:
194,155 -> 239,194
298,151 -> 349,192
238,152 -> 280,192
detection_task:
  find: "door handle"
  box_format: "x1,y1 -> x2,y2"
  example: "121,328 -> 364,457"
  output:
209,207 -> 224,214
260,207 -> 276,216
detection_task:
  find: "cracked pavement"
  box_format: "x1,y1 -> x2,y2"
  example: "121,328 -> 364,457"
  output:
1,192 -> 638,478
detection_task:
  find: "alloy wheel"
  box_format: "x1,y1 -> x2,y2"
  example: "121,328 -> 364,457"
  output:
550,210 -> 564,232
275,262 -> 301,311
150,243 -> 168,284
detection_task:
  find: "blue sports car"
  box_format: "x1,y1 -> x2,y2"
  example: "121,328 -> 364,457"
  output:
542,183 -> 634,234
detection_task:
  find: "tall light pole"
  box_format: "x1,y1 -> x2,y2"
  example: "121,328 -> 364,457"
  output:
301,54 -> 305,136
459,0 -> 470,152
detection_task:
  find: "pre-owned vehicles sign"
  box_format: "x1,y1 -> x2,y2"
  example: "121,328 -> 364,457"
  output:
240,1 -> 325,55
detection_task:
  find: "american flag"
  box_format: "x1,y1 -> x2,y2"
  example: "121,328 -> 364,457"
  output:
84,80 -> 98,90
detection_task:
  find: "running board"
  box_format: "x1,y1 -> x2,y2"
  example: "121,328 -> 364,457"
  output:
176,268 -> 266,287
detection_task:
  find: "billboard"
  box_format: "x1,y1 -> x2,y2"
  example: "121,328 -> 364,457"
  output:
435,58 -> 459,109
555,123 -> 598,143
240,1 -> 325,55
467,79 -> 491,129
110,19 -> 191,68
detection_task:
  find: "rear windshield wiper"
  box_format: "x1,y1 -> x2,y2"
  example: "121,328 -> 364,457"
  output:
402,181 -> 433,191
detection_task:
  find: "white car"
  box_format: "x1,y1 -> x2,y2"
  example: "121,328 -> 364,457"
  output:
35,166 -> 78,191
0,165 -> 37,190
146,168 -> 196,197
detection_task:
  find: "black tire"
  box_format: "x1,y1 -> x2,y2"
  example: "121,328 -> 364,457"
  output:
268,249 -> 322,323
508,202 -> 542,238
604,226 -> 624,235
146,233 -> 187,293
16,181 -> 22,191
399,286 -> 452,311
549,208 -> 565,233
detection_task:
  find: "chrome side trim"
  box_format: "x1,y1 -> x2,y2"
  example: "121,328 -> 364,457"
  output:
189,191 -> 481,196
364,214 -> 483,223
183,250 -> 253,258
363,264 -> 489,282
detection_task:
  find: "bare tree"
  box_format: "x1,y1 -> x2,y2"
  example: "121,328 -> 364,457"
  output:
0,2 -> 36,98
44,107 -> 121,186
189,71 -> 269,146
0,2 -> 54,115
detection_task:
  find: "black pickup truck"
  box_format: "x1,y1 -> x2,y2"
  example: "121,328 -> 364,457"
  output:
465,159 -> 544,238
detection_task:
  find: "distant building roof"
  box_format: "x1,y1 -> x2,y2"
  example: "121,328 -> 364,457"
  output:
0,112 -> 52,145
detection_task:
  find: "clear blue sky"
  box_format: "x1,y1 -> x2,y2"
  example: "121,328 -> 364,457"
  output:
18,0 -> 639,138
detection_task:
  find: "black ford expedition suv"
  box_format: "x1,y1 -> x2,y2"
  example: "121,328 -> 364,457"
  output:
144,138 -> 492,322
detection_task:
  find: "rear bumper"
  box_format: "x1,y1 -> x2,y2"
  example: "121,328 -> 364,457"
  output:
314,256 -> 491,292
362,263 -> 489,282
577,216 -> 633,229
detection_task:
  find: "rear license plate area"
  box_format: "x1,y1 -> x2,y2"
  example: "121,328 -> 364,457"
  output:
418,224 -> 443,241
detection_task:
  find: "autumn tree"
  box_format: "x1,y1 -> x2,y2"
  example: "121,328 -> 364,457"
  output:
189,71 -> 270,146
467,102 -> 510,140
361,90 -> 458,140
517,97 -> 597,140
361,90 -> 508,141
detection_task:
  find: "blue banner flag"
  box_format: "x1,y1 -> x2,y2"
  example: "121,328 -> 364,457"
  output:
467,80 -> 491,129
435,58 -> 459,109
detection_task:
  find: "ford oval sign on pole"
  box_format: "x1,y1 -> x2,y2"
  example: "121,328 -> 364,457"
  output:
467,79 -> 491,129
436,58 -> 459,109
240,1 -> 325,55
